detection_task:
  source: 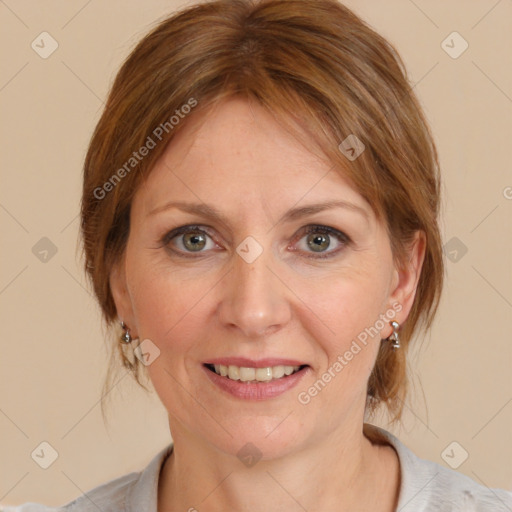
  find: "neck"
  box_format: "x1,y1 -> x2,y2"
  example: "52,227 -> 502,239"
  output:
158,422 -> 400,512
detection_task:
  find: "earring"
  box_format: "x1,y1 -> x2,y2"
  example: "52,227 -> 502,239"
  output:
120,321 -> 132,343
385,320 -> 400,349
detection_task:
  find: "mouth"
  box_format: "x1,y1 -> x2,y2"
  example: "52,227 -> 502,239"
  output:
202,357 -> 311,400
203,363 -> 309,383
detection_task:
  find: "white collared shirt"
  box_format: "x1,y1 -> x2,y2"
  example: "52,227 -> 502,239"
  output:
2,427 -> 511,511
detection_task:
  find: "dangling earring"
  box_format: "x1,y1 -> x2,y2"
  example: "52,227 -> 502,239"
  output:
385,320 -> 400,349
120,321 -> 132,343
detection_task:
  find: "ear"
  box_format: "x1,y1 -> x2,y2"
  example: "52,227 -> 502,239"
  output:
382,230 -> 426,338
110,255 -> 138,338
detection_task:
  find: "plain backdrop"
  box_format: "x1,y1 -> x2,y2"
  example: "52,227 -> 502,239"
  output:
1,0 -> 511,506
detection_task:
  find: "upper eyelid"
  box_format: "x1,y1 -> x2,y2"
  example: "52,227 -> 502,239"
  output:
163,224 -> 350,249
163,223 -> 347,237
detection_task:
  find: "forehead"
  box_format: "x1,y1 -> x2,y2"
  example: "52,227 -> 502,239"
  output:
164,97 -> 330,175
133,97 -> 371,221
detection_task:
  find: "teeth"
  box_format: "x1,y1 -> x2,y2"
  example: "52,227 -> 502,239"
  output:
240,367 -> 256,380
211,364 -> 302,382
255,367 -> 273,381
272,365 -> 285,379
228,365 -> 240,380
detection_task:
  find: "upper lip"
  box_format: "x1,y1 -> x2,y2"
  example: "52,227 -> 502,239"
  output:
204,357 -> 308,368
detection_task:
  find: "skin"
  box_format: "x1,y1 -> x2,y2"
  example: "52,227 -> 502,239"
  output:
110,97 -> 426,511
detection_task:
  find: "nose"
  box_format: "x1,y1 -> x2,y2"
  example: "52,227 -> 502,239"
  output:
218,244 -> 292,339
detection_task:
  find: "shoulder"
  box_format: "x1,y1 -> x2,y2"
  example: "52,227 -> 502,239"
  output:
399,452 -> 512,512
0,444 -> 173,512
0,471 -> 138,512
367,425 -> 512,512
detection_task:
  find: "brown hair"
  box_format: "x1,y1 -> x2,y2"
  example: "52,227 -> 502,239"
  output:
80,0 -> 444,423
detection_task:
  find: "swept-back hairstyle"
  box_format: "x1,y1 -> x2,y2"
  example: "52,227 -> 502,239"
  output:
80,0 -> 444,423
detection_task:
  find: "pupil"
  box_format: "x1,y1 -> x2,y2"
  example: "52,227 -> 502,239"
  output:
185,233 -> 205,251
308,233 -> 329,252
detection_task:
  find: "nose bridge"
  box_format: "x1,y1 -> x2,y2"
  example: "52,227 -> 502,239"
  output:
219,238 -> 290,337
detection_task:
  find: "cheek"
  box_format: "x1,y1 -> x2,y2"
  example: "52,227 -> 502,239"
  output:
126,256 -> 215,355
124,247 -> 169,326
309,266 -> 391,388
127,268 -> 209,406
320,264 -> 391,339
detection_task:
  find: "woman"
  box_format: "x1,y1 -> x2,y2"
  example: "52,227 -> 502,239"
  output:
3,0 -> 511,510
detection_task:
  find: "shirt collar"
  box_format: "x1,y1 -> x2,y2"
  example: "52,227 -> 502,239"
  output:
126,443 -> 174,512
365,424 -> 439,510
124,425 -> 429,512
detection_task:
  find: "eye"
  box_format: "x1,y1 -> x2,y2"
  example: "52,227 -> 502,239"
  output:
294,225 -> 351,259
161,224 -> 351,259
161,225 -> 217,257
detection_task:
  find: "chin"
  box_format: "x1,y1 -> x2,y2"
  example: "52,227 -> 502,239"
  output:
202,416 -> 308,463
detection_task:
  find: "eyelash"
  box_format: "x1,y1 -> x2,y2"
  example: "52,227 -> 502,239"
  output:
160,224 -> 351,260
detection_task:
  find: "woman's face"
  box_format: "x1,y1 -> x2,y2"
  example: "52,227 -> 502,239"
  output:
111,97 -> 422,459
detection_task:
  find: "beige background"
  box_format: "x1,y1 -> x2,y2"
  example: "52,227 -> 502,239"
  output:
1,0 -> 511,506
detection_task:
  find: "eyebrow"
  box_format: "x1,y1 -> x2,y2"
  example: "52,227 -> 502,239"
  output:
147,199 -> 369,225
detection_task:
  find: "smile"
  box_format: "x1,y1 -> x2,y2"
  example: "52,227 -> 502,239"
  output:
205,363 -> 305,382
203,362 -> 310,400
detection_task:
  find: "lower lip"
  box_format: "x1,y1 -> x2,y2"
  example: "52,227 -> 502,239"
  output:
202,365 -> 310,400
